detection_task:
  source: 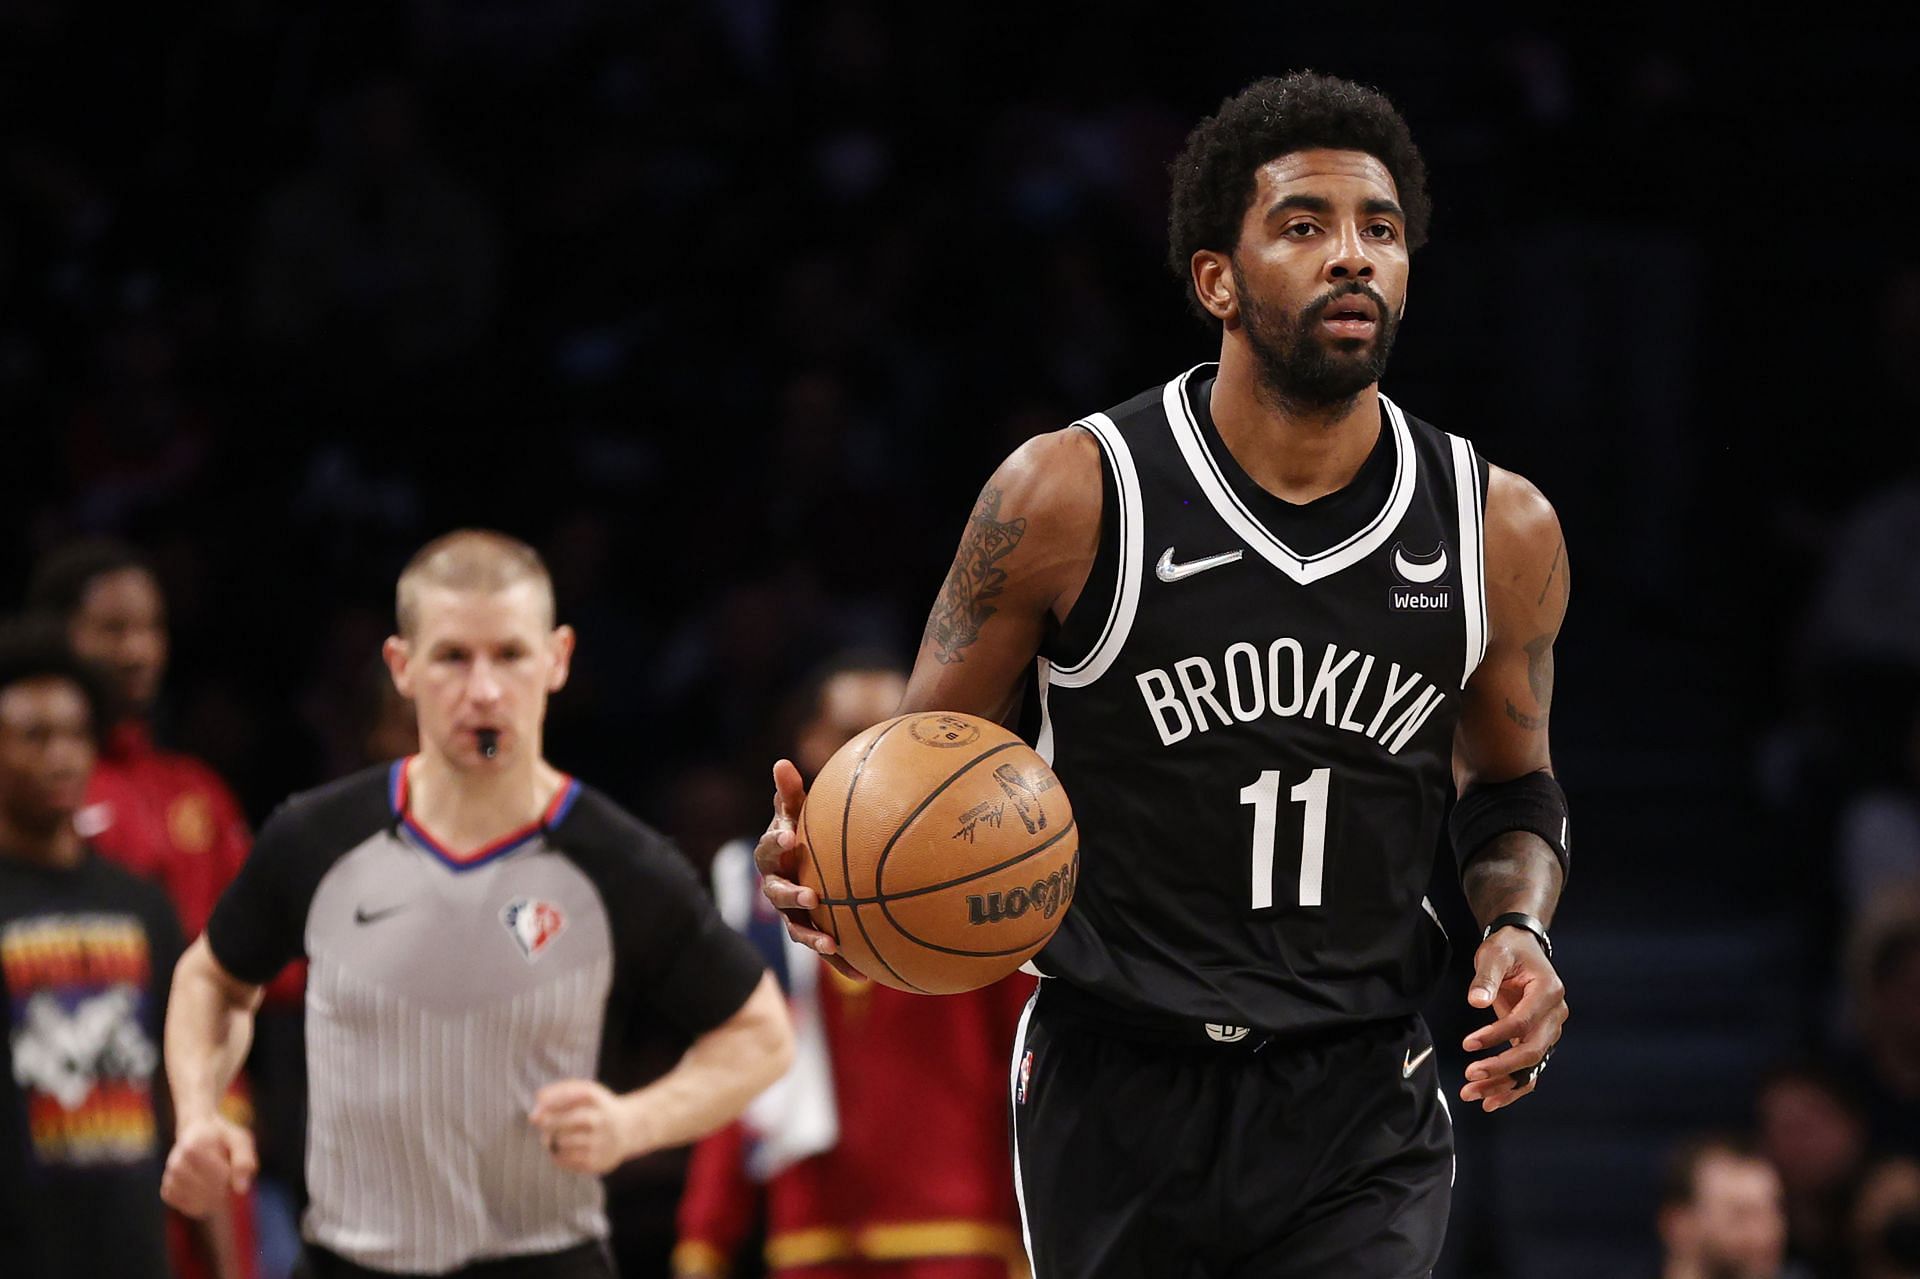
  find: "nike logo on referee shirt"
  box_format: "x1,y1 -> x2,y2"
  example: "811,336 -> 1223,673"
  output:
1155,547 -> 1244,583
354,904 -> 407,925
1402,1045 -> 1434,1078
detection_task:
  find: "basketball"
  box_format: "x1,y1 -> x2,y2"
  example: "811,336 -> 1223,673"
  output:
796,711 -> 1079,994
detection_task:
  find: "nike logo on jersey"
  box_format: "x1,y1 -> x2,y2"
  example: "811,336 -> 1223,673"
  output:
353,904 -> 407,926
1391,542 -> 1449,584
1402,1045 -> 1434,1078
1156,547 -> 1244,583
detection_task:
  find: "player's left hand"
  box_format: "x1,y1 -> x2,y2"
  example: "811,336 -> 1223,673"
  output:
530,1080 -> 644,1175
1460,928 -> 1567,1112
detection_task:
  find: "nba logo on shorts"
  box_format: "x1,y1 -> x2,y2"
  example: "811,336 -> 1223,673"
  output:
502,898 -> 566,961
1017,1050 -> 1034,1103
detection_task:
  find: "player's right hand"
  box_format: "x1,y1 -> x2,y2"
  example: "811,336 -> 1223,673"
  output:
754,759 -> 858,977
161,1114 -> 257,1218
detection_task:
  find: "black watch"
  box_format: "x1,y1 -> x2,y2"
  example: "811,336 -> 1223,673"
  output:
1481,911 -> 1553,962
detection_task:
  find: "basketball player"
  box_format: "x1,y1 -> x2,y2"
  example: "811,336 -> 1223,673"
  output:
27,540 -> 259,964
162,531 -> 795,1278
758,74 -> 1571,1276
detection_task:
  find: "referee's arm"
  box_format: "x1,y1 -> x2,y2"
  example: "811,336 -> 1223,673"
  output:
161,937 -> 265,1217
530,972 -> 794,1175
163,792 -> 308,1217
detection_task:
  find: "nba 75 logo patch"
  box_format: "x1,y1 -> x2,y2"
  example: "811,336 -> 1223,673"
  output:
1389,542 -> 1451,612
501,898 -> 566,961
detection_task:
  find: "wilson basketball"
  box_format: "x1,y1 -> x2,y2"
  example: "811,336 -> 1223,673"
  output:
796,711 -> 1079,994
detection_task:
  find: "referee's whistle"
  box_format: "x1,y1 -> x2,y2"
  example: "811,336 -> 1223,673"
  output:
477,728 -> 500,759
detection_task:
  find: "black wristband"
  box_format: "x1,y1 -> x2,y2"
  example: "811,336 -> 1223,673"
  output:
1451,771 -> 1571,885
1481,911 -> 1553,962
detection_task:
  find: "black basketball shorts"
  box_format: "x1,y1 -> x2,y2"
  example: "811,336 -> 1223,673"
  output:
1008,984 -> 1454,1279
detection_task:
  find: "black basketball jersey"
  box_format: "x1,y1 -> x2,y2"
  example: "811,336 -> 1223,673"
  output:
1031,363 -> 1489,1037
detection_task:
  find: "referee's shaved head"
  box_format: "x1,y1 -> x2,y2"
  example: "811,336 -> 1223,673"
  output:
396,531 -> 555,637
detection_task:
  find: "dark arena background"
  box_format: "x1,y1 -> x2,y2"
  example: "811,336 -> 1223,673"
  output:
2,6 -> 1917,1278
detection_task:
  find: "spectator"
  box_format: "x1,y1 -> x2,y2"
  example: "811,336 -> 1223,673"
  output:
1657,1134 -> 1800,1279
1835,762 -> 1920,932
1795,477 -> 1920,803
247,71 -> 500,376
27,537 -> 266,1278
1841,894 -> 1920,1157
27,540 -> 254,944
0,620 -> 187,1277
359,651 -> 419,764
1757,1063 -> 1870,1278
1848,1158 -> 1920,1279
64,297 -> 214,531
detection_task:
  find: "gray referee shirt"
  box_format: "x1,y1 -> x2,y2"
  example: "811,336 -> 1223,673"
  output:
205,761 -> 765,1275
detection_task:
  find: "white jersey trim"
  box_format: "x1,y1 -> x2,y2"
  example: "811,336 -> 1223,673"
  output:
1033,658 -> 1056,765
1048,413 -> 1143,689
1163,365 -> 1418,586
1009,987 -> 1041,1277
1449,434 -> 1489,687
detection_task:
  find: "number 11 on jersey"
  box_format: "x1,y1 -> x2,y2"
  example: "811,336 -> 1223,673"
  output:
1240,768 -> 1331,909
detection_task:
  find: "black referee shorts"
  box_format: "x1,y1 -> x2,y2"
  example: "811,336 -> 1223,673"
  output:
1010,986 -> 1453,1279
296,1241 -> 615,1279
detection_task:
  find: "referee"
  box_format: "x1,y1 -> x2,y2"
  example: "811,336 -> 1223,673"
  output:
161,531 -> 794,1278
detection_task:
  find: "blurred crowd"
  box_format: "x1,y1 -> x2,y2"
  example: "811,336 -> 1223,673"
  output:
4,4 -> 1919,1277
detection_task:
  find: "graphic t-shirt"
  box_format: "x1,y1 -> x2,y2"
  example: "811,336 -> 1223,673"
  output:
0,851 -> 184,1278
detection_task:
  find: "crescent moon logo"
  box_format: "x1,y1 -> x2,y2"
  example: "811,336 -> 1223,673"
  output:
1392,542 -> 1449,584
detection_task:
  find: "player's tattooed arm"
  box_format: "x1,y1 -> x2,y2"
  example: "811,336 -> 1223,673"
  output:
1501,630 -> 1554,732
1455,473 -> 1570,1112
1460,487 -> 1567,788
923,486 -> 1028,664
902,428 -> 1103,723
765,431 -> 1096,966
1458,470 -> 1568,906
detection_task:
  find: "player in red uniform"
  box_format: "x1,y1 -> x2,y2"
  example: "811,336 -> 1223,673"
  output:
29,540 -> 265,1279
674,655 -> 1033,1279
29,544 -> 255,947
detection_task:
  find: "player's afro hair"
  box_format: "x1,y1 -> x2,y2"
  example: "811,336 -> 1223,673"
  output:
1167,73 -> 1432,324
0,618 -> 114,746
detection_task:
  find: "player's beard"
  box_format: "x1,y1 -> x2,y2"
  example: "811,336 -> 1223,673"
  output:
1234,265 -> 1398,412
